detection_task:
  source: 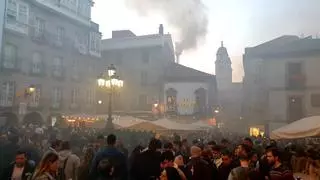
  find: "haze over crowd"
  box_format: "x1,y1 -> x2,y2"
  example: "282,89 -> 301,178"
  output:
92,0 -> 320,82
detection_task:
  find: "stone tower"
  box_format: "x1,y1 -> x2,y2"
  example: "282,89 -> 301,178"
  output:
215,41 -> 232,91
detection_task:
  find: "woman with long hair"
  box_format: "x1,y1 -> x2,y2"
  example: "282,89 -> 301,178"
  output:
32,152 -> 59,180
78,147 -> 95,180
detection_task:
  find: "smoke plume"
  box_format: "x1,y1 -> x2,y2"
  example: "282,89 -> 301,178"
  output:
125,0 -> 208,53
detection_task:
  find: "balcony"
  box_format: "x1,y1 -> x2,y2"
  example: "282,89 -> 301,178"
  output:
51,67 -> 66,80
286,74 -> 306,90
0,57 -> 22,73
5,18 -> 29,35
30,27 -> 47,44
34,0 -> 91,26
29,62 -> 46,77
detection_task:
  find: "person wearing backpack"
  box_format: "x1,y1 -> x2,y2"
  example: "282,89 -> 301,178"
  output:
58,141 -> 80,180
90,134 -> 128,180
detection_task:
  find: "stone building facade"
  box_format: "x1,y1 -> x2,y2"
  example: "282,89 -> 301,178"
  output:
0,0 -> 102,125
101,28 -> 175,112
243,35 -> 320,134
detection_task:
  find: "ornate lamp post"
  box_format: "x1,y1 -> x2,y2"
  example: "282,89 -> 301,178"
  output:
97,64 -> 123,130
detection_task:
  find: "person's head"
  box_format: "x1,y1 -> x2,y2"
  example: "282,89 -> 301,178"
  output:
15,150 -> 27,167
221,150 -> 232,166
269,140 -> 277,147
235,144 -> 251,157
201,148 -> 213,160
266,148 -> 281,166
251,151 -> 259,163
190,146 -> 202,158
161,150 -> 175,163
243,137 -> 253,148
148,138 -> 162,151
50,139 -> 62,151
221,139 -> 230,147
36,152 -> 59,176
208,140 -> 216,146
60,141 -> 70,151
211,145 -> 221,159
96,134 -> 104,145
107,134 -> 116,146
239,152 -> 252,166
164,142 -> 174,151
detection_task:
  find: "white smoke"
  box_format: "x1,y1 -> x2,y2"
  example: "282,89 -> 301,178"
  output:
125,0 -> 208,53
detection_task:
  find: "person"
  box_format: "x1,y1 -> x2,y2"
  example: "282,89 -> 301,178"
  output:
43,139 -> 61,159
58,141 -> 80,180
266,148 -> 295,180
243,137 -> 254,151
31,152 -> 59,180
95,135 -> 105,152
0,150 -> 35,180
228,153 -> 262,180
0,134 -> 20,173
187,146 -> 212,180
78,147 -> 95,180
160,150 -> 186,180
131,138 -> 162,180
116,140 -> 129,159
201,148 -> 218,179
218,150 -> 233,180
90,134 -> 128,180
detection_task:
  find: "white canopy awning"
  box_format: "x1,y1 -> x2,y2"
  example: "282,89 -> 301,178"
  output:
270,116 -> 320,139
152,118 -> 195,130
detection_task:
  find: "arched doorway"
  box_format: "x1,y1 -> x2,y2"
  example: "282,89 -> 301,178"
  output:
22,112 -> 44,126
0,112 -> 19,127
194,88 -> 207,117
166,88 -> 177,114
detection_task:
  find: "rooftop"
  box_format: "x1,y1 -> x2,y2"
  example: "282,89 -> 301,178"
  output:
245,35 -> 320,57
164,63 -> 215,82
101,32 -> 174,51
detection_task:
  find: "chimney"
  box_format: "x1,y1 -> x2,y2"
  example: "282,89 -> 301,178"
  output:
175,42 -> 182,64
175,52 -> 181,64
159,24 -> 164,35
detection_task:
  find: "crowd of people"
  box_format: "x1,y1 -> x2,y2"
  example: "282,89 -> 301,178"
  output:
0,124 -> 319,180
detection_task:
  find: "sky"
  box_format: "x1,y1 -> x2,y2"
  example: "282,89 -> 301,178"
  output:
91,0 -> 320,82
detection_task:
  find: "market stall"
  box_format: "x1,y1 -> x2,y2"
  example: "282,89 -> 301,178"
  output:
125,121 -> 167,132
270,116 -> 320,139
152,118 -> 195,130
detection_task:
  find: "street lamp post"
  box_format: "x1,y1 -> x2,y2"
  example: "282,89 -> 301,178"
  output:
97,64 -> 123,130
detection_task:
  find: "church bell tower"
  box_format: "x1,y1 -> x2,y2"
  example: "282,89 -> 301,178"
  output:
215,41 -> 232,91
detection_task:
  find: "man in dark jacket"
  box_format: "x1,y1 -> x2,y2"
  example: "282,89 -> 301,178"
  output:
0,134 -> 20,174
0,150 -> 35,180
218,151 -> 233,180
187,146 -> 212,180
130,138 -> 162,180
90,134 -> 128,180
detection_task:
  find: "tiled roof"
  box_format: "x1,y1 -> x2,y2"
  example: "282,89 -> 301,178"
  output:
164,63 -> 215,82
245,35 -> 320,57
